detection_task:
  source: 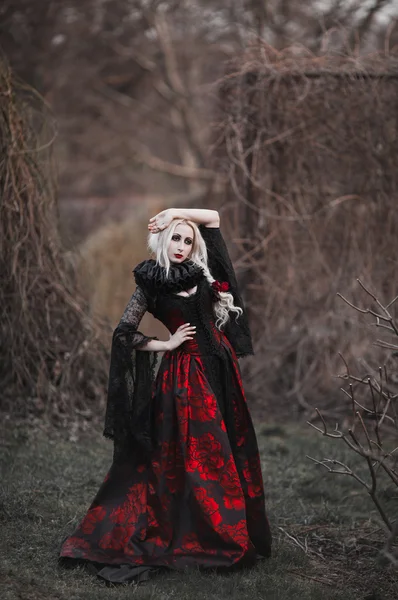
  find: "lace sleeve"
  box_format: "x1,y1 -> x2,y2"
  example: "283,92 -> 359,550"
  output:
120,285 -> 147,324
118,285 -> 155,348
198,224 -> 254,358
103,285 -> 158,464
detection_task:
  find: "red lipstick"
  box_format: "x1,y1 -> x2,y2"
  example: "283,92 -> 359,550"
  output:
174,253 -> 183,259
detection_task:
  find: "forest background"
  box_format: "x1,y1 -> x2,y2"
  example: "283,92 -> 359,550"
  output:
1,1 -> 398,599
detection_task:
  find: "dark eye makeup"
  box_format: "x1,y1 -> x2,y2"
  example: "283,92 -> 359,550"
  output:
172,234 -> 193,245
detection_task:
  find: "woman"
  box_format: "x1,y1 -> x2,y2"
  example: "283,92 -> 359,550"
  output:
59,208 -> 272,583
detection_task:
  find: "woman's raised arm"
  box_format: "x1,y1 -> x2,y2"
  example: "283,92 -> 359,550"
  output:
148,208 -> 219,233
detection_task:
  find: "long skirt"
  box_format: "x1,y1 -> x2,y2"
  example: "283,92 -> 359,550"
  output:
59,336 -> 272,583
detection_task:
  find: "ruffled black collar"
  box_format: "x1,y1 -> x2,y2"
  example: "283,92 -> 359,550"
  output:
133,259 -> 204,295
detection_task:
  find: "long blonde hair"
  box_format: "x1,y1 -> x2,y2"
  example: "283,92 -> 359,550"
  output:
147,218 -> 242,329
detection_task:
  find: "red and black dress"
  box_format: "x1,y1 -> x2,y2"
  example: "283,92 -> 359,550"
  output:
59,225 -> 272,583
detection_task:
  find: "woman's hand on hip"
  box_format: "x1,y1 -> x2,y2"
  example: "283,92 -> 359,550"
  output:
166,323 -> 196,351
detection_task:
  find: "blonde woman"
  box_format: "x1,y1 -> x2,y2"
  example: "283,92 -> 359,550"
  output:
59,208 -> 272,583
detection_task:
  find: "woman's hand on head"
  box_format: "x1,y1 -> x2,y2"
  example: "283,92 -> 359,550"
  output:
166,323 -> 196,351
148,209 -> 175,233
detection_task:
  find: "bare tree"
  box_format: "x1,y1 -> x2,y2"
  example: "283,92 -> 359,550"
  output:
308,280 -> 398,561
1,0 -> 397,199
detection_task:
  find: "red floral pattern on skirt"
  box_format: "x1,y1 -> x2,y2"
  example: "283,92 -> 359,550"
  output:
59,334 -> 272,569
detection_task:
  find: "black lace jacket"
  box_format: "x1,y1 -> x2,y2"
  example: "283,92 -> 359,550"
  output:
103,225 -> 253,462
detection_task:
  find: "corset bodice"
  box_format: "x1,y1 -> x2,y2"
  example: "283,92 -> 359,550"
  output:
152,278 -> 226,357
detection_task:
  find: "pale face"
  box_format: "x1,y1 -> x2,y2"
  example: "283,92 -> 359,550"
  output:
167,222 -> 194,263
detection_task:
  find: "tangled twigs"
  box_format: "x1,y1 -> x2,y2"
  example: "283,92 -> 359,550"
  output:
0,58 -> 109,421
278,526 -> 325,561
308,281 -> 398,558
307,432 -> 394,531
213,49 -> 398,414
337,278 -> 398,339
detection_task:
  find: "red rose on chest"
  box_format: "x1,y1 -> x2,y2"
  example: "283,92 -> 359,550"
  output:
211,280 -> 230,293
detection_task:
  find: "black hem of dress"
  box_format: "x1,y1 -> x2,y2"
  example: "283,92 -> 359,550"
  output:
58,550 -> 270,585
